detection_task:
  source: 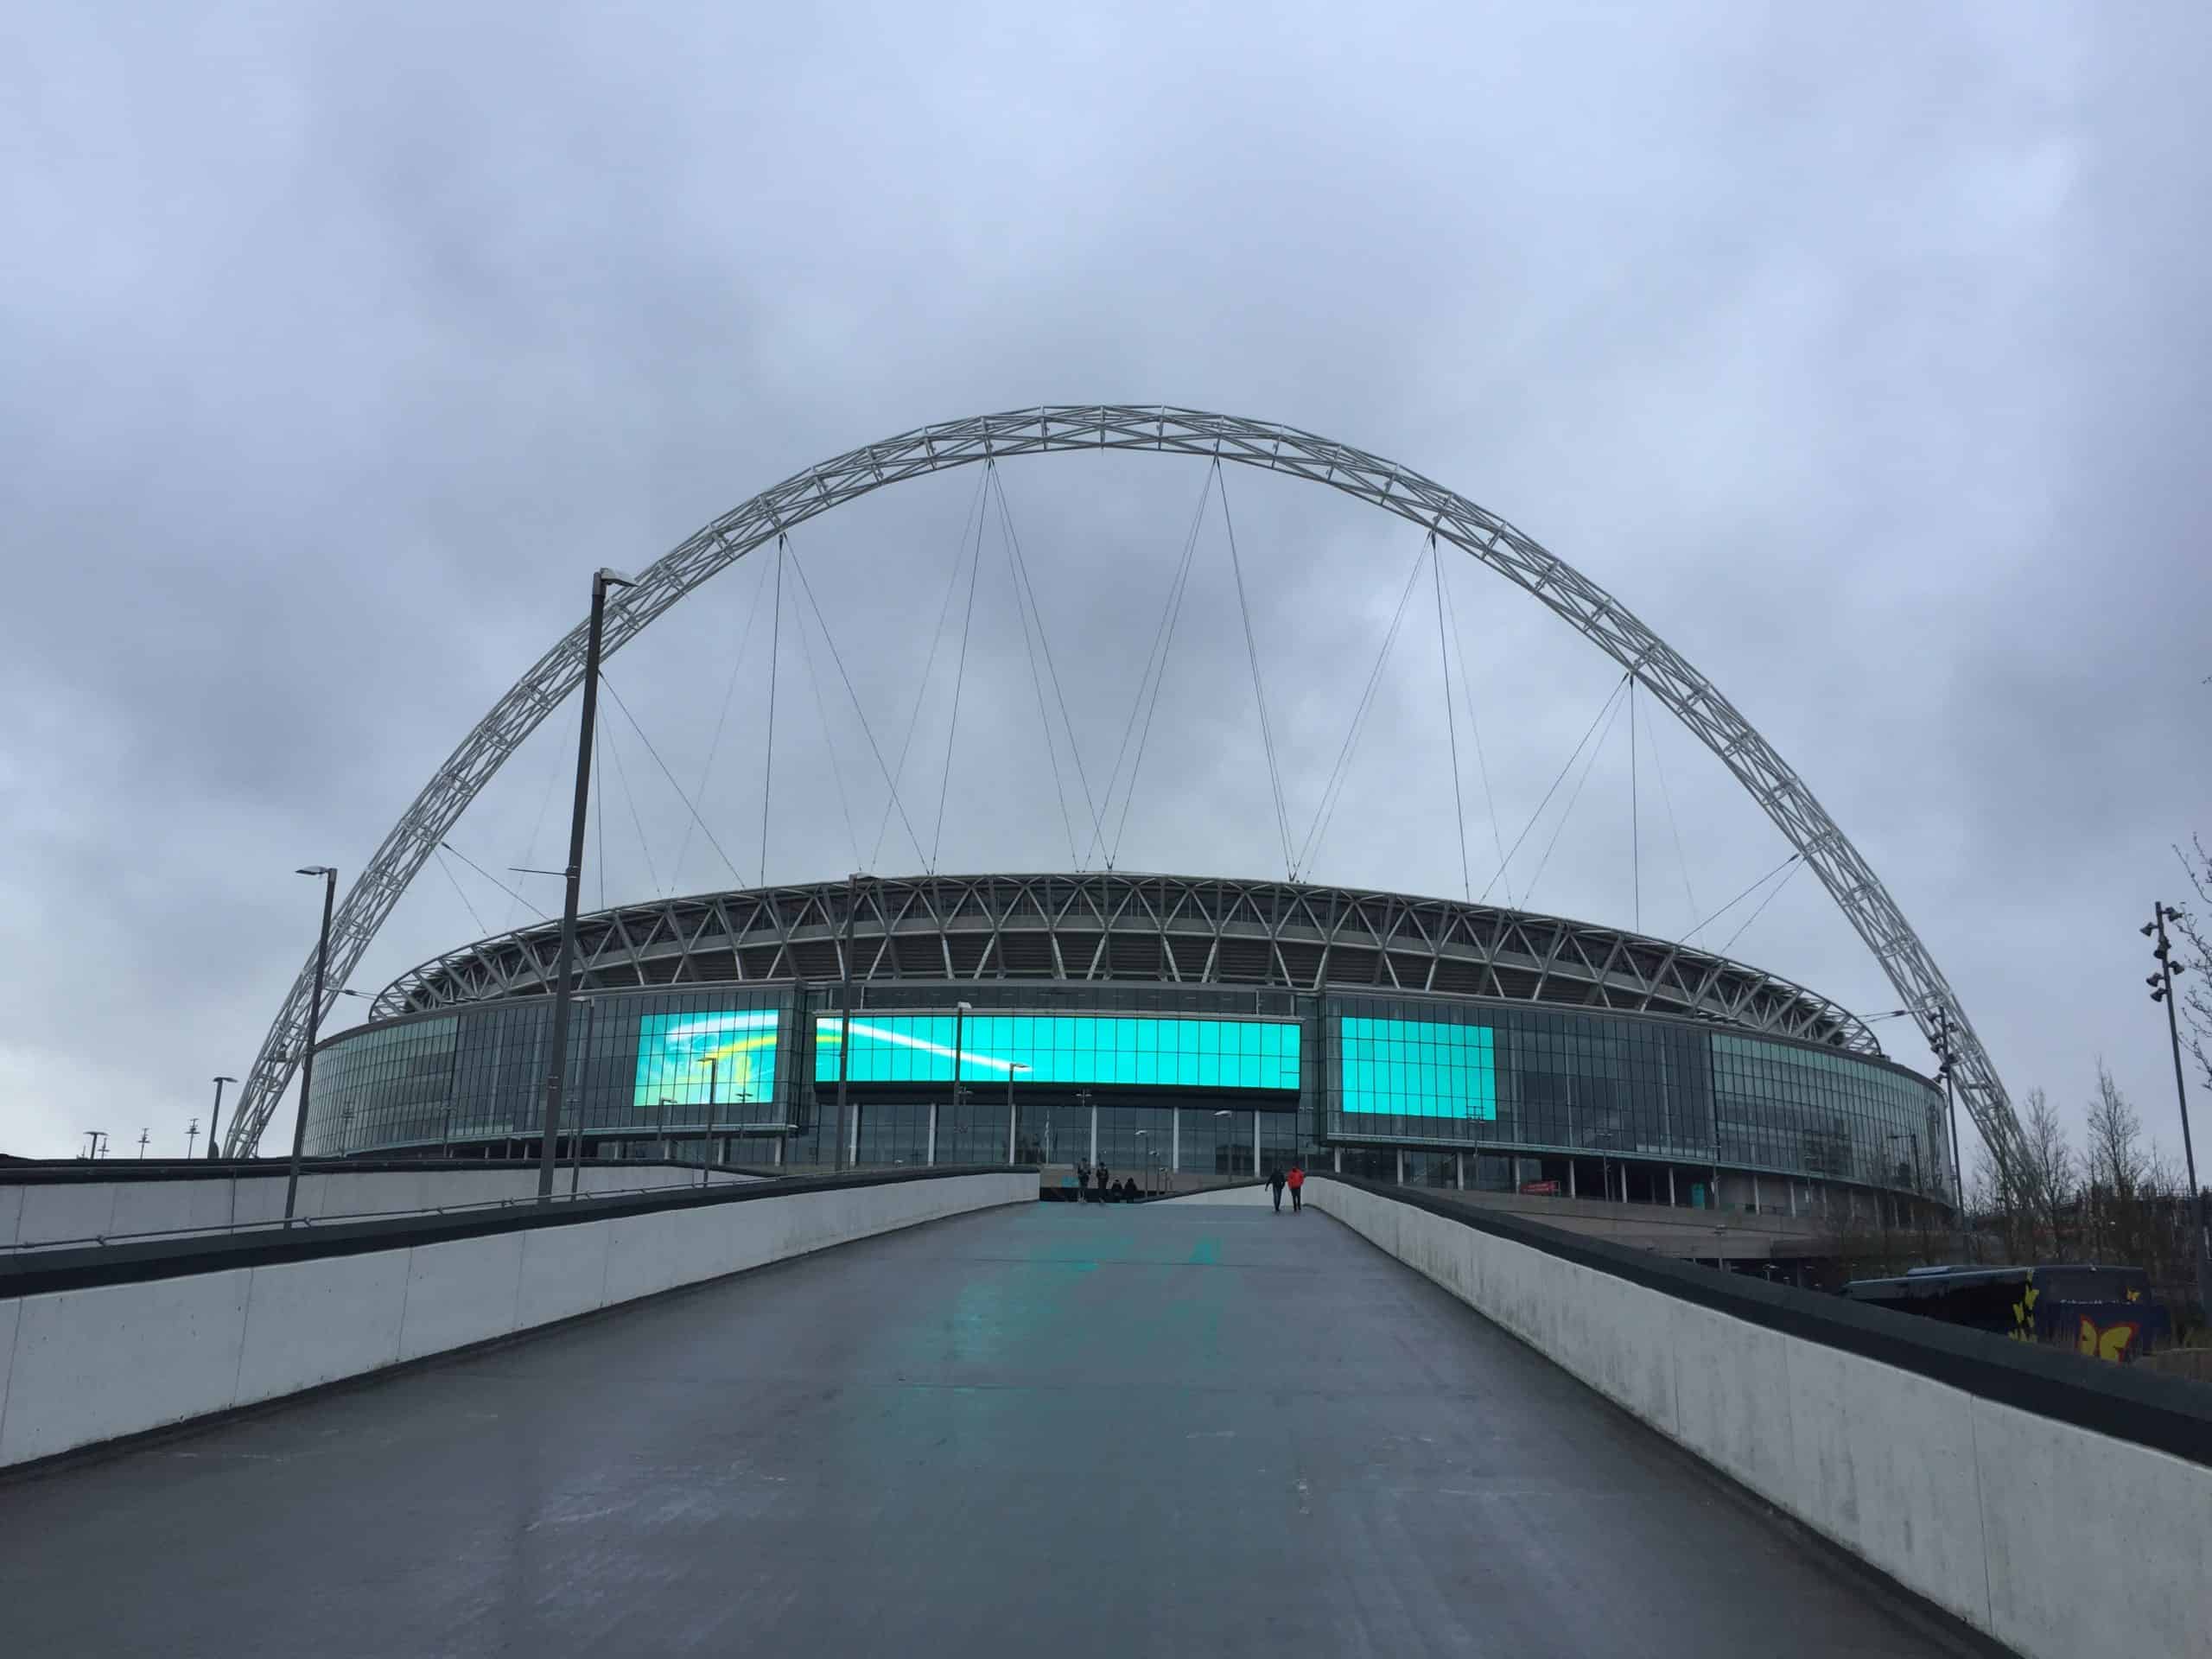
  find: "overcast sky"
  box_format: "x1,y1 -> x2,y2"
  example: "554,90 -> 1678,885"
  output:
3,3 -> 2207,1171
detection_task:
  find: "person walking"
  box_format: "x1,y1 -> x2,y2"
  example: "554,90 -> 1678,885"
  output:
1287,1162 -> 1305,1213
1267,1167 -> 1287,1212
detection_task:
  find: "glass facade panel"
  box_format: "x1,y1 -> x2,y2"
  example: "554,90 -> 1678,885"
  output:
812,1012 -> 1299,1092
1338,1016 -> 1497,1120
303,977 -> 1943,1202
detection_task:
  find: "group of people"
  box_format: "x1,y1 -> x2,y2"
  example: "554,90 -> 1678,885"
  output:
1266,1164 -> 1306,1212
1066,1160 -> 1141,1202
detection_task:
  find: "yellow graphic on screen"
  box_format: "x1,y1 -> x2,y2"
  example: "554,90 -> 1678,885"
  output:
633,1010 -> 780,1105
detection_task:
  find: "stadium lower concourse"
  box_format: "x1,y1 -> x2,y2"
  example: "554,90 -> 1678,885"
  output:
302,873 -> 1952,1236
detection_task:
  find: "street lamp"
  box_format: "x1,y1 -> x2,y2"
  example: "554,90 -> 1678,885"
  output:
696,1054 -> 719,1186
185,1116 -> 200,1159
952,1000 -> 973,1126
834,871 -> 873,1173
2144,903 -> 2209,1312
285,865 -> 338,1224
538,565 -> 636,1201
1005,1062 -> 1030,1165
207,1076 -> 236,1161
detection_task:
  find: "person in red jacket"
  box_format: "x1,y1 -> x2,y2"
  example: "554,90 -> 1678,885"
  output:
1286,1163 -> 1306,1213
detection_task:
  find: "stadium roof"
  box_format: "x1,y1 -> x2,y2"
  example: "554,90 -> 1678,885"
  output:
374,872 -> 1878,1055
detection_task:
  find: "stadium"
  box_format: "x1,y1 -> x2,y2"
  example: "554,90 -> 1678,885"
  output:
231,407 -> 2016,1249
300,870 -> 1951,1227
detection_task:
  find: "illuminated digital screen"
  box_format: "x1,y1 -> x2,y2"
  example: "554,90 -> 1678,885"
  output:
633,1009 -> 780,1106
1336,1015 -> 1497,1119
813,1013 -> 1299,1091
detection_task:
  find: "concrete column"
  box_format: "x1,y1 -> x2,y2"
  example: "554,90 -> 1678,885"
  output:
1332,1146 -> 1341,1173
926,1102 -> 938,1166
848,1106 -> 860,1168
1568,1159 -> 1577,1198
1251,1111 -> 1260,1177
1395,1147 -> 1404,1185
1455,1152 -> 1465,1190
1171,1107 -> 1179,1173
1751,1173 -> 1761,1215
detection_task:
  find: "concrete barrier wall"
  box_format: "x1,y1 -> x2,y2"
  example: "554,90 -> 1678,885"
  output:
1152,1182 -> 1274,1205
1306,1176 -> 2212,1659
0,1164 -> 758,1248
0,1170 -> 1032,1471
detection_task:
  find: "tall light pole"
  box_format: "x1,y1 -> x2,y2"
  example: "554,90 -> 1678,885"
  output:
835,871 -> 870,1173
538,566 -> 635,1201
185,1117 -> 200,1159
2145,903 -> 2210,1313
284,865 -> 338,1224
1929,1008 -> 1961,1213
207,1076 -> 236,1161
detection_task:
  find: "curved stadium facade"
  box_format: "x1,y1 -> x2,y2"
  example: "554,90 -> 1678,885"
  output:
303,873 -> 1948,1221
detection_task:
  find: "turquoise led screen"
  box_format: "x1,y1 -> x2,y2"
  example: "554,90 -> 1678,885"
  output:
633,1009 -> 780,1106
813,1013 -> 1299,1091
1337,1015 -> 1497,1119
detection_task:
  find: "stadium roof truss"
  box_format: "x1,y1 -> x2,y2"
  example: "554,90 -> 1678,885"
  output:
371,872 -> 1875,1055
229,407 -> 2024,1173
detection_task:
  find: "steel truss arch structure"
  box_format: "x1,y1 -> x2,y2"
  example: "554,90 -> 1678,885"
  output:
229,406 -> 2024,1173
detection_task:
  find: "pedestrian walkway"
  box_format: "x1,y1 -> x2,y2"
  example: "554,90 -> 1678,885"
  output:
0,1203 -> 1969,1656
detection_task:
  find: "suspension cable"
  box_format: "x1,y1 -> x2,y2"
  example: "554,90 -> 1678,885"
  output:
1521,674 -> 1632,907
671,548 -> 771,895
594,713 -> 606,911
441,840 -> 548,919
1439,559 -> 1511,907
595,672 -> 745,885
1630,676 -> 1641,932
1213,460 -> 1294,878
601,697 -> 661,896
1478,672 -> 1630,906
998,474 -> 1080,866
1431,535 -> 1471,901
760,534 -> 785,887
1677,851 -> 1802,948
432,844 -> 491,937
1642,689 -> 1699,927
931,471 -> 989,874
792,569 -> 862,874
994,465 -> 1105,863
1719,855 -> 1805,956
504,748 -> 563,930
784,542 -> 931,872
870,467 -> 988,871
1091,465 -> 1213,869
1296,538 -> 1427,879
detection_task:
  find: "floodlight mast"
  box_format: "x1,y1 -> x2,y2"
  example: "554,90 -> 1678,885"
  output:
226,407 -> 2026,1180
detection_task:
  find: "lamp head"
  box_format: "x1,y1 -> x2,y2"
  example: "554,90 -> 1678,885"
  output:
296,865 -> 335,877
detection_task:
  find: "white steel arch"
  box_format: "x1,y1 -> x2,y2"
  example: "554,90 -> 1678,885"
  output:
228,406 -> 2024,1175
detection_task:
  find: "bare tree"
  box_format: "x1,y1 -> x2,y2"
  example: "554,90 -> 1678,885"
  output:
1975,1085 -> 2075,1262
2082,1059 -> 2146,1261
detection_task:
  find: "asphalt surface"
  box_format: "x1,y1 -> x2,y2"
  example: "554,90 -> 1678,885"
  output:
0,1202 -> 1979,1657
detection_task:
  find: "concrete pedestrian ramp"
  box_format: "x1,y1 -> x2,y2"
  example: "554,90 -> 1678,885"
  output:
0,1199 -> 1997,1657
